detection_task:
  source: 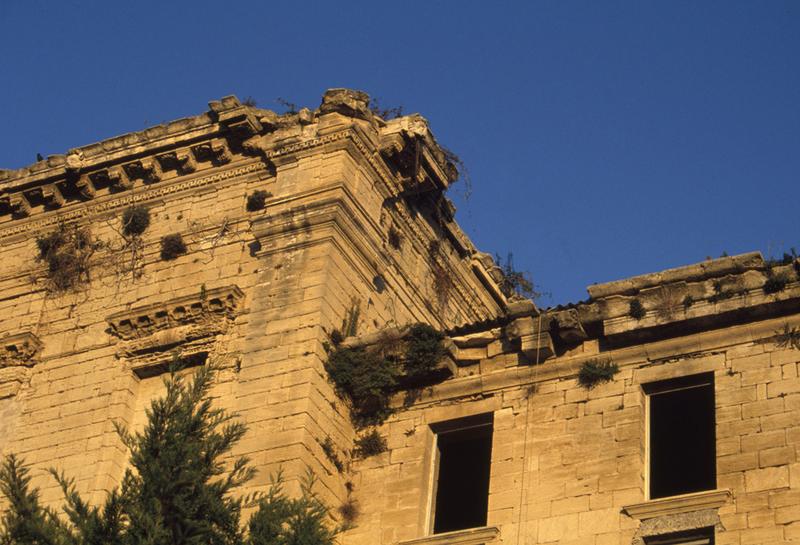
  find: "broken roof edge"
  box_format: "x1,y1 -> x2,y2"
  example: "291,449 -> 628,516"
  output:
0,88 -> 457,191
586,252 -> 765,300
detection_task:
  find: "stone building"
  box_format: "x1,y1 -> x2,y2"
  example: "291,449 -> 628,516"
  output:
1,89 -> 799,545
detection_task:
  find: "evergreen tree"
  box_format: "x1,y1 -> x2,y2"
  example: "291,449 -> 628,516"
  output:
0,365 -> 338,545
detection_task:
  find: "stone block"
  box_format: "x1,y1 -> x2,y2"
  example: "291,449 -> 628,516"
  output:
744,466 -> 789,492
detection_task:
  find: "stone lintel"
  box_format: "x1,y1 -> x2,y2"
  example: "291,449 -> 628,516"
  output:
398,526 -> 500,545
622,489 -> 732,520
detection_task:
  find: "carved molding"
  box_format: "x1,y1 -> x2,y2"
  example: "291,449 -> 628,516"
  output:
622,489 -> 732,520
107,285 -> 243,340
0,163 -> 261,240
0,332 -> 43,368
41,184 -> 65,208
107,285 -> 243,378
398,526 -> 500,545
123,159 -> 162,184
0,332 -> 43,399
192,138 -> 231,165
158,151 -> 197,175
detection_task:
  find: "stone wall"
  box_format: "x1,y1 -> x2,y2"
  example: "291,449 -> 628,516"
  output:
343,253 -> 800,544
2,88 -> 798,545
0,89 -> 507,516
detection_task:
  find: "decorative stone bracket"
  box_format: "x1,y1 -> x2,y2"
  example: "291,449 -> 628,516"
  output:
0,332 -> 43,398
106,285 -> 243,377
123,159 -> 162,184
192,138 -> 231,165
0,193 -> 32,218
157,151 -> 197,175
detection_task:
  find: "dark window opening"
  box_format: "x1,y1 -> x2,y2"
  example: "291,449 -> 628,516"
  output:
645,527 -> 714,544
431,413 -> 493,534
646,373 -> 716,499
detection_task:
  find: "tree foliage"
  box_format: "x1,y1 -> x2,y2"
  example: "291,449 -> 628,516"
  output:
0,365 -> 337,545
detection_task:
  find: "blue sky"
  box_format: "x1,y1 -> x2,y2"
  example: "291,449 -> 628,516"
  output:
1,1 -> 798,305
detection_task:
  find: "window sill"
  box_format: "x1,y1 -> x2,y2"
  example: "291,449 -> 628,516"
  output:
622,489 -> 731,520
398,526 -> 500,545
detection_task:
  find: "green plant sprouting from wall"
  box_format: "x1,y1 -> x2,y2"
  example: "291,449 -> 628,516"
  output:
387,226 -> 402,250
353,430 -> 388,459
121,205 -> 151,237
629,299 -> 646,320
763,272 -> 790,295
160,233 -> 187,260
774,323 -> 800,351
495,252 -> 541,301
320,437 -> 344,473
428,240 -> 454,313
577,359 -> 619,389
246,190 -> 272,212
325,324 -> 446,426
35,223 -> 96,292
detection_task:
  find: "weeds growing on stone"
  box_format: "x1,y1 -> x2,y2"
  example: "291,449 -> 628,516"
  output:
353,430 -> 387,458
35,223 -> 94,292
320,437 -> 344,472
246,190 -> 271,212
577,359 -> 619,389
160,233 -> 187,260
763,272 -> 790,295
121,205 -> 150,237
325,324 -> 446,426
775,323 -> 800,351
388,226 -> 402,250
629,299 -> 646,320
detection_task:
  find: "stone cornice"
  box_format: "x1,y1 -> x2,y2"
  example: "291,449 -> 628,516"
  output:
589,253 -> 764,299
107,285 -> 243,340
0,332 -> 43,367
398,526 -> 500,545
0,162 -> 263,240
0,128 -> 380,240
251,189 -> 383,286
0,96 -> 254,189
402,312 -> 800,411
107,285 -> 243,378
622,489 -> 732,520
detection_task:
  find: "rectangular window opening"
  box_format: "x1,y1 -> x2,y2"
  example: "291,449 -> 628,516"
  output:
645,372 -> 716,499
644,527 -> 714,544
430,413 -> 493,534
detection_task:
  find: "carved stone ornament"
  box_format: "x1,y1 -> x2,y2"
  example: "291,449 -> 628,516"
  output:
158,151 -> 197,174
192,139 -> 231,165
106,285 -> 243,377
0,332 -> 43,399
123,159 -> 162,184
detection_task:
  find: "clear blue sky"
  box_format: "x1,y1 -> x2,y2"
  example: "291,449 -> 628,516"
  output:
1,1 -> 798,305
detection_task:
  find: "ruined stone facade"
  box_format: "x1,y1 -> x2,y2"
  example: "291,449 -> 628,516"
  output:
1,89 -> 799,544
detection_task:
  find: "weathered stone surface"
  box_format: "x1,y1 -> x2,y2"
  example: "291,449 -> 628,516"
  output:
1,89 -> 799,545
